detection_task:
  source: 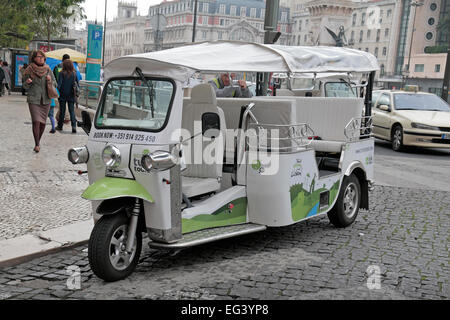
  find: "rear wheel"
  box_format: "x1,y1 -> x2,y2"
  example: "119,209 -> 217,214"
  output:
88,213 -> 142,282
328,174 -> 361,228
391,125 -> 404,152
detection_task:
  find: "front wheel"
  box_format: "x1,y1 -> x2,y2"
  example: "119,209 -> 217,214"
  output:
391,125 -> 404,152
327,174 -> 361,228
88,213 -> 142,282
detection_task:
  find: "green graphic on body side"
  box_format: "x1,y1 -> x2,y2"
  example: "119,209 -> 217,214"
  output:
290,179 -> 341,222
82,177 -> 154,202
182,197 -> 247,234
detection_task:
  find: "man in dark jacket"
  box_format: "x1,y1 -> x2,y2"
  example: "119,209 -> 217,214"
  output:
53,54 -> 70,81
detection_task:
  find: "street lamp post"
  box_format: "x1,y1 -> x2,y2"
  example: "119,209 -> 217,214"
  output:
192,0 -> 198,42
102,0 -> 107,67
404,1 -> 423,87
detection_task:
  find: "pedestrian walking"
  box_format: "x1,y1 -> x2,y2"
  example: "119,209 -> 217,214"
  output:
0,64 -> 5,97
48,88 -> 58,134
22,50 -> 58,153
56,59 -> 79,133
2,61 -> 12,95
20,63 -> 28,96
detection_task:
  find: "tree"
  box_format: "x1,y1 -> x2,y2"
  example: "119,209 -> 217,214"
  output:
0,0 -> 85,49
0,0 -> 35,48
34,0 -> 86,49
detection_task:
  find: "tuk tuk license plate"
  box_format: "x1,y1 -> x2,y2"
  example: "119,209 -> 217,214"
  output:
442,133 -> 450,139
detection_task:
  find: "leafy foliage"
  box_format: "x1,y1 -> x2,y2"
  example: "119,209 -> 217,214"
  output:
0,0 -> 85,48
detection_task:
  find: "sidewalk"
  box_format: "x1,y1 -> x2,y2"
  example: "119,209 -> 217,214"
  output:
0,94 -> 92,267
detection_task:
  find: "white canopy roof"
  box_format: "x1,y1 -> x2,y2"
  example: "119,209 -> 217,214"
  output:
104,41 -> 379,82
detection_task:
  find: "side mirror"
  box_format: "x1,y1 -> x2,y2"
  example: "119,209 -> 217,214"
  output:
379,104 -> 391,112
202,112 -> 221,139
77,110 -> 92,135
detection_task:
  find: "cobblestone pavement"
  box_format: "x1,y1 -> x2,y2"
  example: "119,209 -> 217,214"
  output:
0,185 -> 448,300
0,95 -> 91,240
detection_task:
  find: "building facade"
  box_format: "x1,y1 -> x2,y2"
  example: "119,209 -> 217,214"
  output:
104,1 -> 147,64
143,0 -> 291,52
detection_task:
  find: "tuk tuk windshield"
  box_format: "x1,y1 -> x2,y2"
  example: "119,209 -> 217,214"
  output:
96,78 -> 175,131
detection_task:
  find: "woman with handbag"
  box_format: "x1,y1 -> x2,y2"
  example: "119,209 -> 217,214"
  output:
23,50 -> 58,153
56,59 -> 79,134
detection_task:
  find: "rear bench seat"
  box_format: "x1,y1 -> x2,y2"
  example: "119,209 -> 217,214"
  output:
292,97 -> 364,153
183,95 -> 364,155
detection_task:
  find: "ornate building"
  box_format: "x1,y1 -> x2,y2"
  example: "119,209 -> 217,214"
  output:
104,1 -> 147,64
143,0 -> 291,52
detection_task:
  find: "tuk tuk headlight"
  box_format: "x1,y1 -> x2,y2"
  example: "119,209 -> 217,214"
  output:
102,145 -> 121,168
68,146 -> 89,164
141,151 -> 177,172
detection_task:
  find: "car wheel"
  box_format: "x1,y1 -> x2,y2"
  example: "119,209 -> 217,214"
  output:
391,125 -> 404,152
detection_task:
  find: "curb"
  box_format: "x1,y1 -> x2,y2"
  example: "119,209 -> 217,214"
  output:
0,219 -> 93,269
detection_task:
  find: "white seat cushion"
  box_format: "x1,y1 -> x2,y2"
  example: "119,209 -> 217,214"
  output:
182,176 -> 221,198
310,140 -> 344,153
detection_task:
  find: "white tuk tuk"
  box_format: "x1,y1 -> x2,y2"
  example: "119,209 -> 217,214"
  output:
69,41 -> 379,281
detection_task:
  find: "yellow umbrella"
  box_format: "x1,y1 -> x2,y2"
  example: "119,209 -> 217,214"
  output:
45,48 -> 86,64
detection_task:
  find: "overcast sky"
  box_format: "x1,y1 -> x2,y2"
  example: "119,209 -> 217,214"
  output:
81,0 -> 162,23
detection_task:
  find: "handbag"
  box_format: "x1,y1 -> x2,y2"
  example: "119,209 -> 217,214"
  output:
46,70 -> 59,99
72,71 -> 80,98
72,72 -> 80,108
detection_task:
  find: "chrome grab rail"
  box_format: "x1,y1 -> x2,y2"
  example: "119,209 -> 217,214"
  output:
344,116 -> 373,141
79,81 -> 103,110
247,122 -> 316,153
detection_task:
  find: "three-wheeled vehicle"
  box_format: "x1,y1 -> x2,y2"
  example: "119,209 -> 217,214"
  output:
68,41 -> 379,281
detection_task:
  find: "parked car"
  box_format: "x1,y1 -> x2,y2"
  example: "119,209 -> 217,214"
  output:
372,90 -> 450,151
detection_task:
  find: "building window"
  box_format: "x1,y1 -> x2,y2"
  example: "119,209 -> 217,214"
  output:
304,34 -> 307,42
352,14 -> 357,26
426,32 -> 434,40
428,18 -> 435,26
298,20 -> 302,31
281,11 -> 287,22
387,9 -> 392,18
219,4 -> 225,14
383,47 -> 387,55
359,30 -> 363,42
380,64 -> 385,76
351,30 -> 355,42
361,12 -> 366,25
231,5 -> 236,16
375,47 -> 379,57
435,64 -> 441,72
218,31 -> 222,40
250,8 -> 256,18
430,3 -> 437,11
385,28 -> 389,38
203,3 -> 209,13
261,9 -> 265,19
376,29 -> 380,41
414,64 -> 424,72
241,6 -> 246,17
365,48 -> 369,52
367,30 -> 371,39
429,87 -> 442,95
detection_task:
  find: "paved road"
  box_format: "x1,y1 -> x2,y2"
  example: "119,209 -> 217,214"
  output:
0,185 -> 448,300
0,94 -> 449,300
374,139 -> 450,191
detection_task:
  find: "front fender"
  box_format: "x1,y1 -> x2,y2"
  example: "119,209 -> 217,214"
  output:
82,177 -> 154,203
